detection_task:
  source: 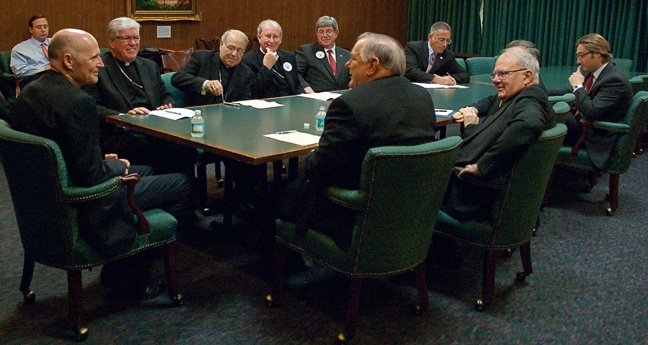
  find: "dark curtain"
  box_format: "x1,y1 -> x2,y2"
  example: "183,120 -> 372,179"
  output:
408,0 -> 648,71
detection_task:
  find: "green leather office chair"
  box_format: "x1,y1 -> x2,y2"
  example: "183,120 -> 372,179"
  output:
0,120 -> 183,341
635,75 -> 648,154
552,100 -> 572,125
435,124 -> 567,311
0,50 -> 18,104
548,93 -> 576,107
267,137 -> 462,342
629,76 -> 644,94
161,72 -> 185,107
465,57 -> 496,76
610,58 -> 633,75
553,91 -> 648,215
456,57 -> 467,71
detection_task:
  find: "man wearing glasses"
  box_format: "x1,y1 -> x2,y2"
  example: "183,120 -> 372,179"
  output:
172,29 -> 254,106
404,21 -> 470,85
295,16 -> 351,93
557,33 -> 632,169
84,17 -> 196,176
442,48 -> 555,221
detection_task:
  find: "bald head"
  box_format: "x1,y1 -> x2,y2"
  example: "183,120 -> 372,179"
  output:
48,28 -> 104,88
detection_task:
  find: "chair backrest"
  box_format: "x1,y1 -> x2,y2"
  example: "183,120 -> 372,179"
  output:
160,47 -> 194,73
0,50 -> 17,103
456,58 -> 467,71
161,72 -> 185,107
195,37 -> 221,50
488,124 -> 567,247
0,119 -> 92,266
606,91 -> 648,172
465,56 -> 496,75
348,136 -> 462,273
611,58 -> 633,75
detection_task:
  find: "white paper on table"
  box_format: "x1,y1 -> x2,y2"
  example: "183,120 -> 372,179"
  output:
264,131 -> 321,146
235,100 -> 284,109
147,108 -> 195,120
298,92 -> 342,101
435,109 -> 455,117
413,82 -> 469,89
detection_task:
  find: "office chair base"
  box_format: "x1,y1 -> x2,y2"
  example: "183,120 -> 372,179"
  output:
515,271 -> 528,282
72,327 -> 88,342
475,299 -> 486,312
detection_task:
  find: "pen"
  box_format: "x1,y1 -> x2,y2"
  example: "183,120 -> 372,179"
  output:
275,130 -> 297,135
435,109 -> 451,112
165,110 -> 182,115
223,102 -> 240,107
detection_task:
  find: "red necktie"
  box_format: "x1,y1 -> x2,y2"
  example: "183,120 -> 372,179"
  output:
327,50 -> 337,77
41,42 -> 48,58
425,52 -> 436,73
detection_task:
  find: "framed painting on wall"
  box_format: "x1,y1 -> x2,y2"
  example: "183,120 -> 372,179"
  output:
127,0 -> 202,21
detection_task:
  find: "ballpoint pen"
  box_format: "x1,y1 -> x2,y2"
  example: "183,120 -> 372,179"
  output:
165,110 -> 182,115
223,102 -> 240,107
275,130 -> 297,135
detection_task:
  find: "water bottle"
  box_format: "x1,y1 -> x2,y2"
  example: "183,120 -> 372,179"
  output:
191,109 -> 204,137
315,106 -> 326,131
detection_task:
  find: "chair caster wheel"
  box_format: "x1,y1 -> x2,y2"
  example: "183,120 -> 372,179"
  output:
217,179 -> 224,187
606,208 -> 614,216
476,299 -> 486,312
172,294 -> 184,307
516,272 -> 527,282
505,248 -> 514,257
73,327 -> 88,342
23,290 -> 36,304
337,332 -> 350,344
532,228 -> 537,236
265,294 -> 274,307
413,303 -> 424,316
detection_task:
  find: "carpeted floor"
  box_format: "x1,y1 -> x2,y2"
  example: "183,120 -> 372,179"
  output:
0,126 -> 646,344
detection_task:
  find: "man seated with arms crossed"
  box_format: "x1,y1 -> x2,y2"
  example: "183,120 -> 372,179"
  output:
405,21 -> 470,85
8,28 -> 195,300
553,33 -> 632,170
83,17 -> 196,175
242,19 -> 305,99
10,14 -> 51,89
295,16 -> 351,93
274,33 -> 437,249
172,29 -> 254,106
444,47 -> 555,221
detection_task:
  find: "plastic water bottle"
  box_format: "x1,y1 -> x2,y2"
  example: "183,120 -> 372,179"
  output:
315,106 -> 326,131
191,109 -> 204,137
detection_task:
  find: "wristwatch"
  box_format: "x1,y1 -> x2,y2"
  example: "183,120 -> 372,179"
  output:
573,84 -> 583,92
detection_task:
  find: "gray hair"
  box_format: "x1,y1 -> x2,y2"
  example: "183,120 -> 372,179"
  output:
315,16 -> 338,30
107,17 -> 140,38
506,40 -> 542,64
501,47 -> 540,83
429,21 -> 451,34
221,29 -> 249,46
356,32 -> 406,75
257,19 -> 282,36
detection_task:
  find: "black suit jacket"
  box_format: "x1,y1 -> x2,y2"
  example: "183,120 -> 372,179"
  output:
171,50 -> 254,106
83,51 -> 173,116
295,43 -> 351,92
301,75 -> 437,248
241,48 -> 303,99
9,70 -> 137,256
405,41 -> 470,83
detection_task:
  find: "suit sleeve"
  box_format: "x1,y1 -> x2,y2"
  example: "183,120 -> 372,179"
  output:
171,53 -> 208,95
575,76 -> 629,122
443,57 -> 470,83
242,53 -> 274,98
404,44 -> 433,83
295,45 -> 311,89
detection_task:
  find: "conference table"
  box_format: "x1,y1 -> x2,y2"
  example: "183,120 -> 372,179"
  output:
106,81 -> 497,228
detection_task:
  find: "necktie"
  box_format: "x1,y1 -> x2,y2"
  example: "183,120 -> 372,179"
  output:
425,52 -> 436,73
575,74 -> 594,117
327,50 -> 337,77
41,42 -> 48,58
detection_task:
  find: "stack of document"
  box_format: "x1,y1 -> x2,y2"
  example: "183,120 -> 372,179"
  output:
147,108 -> 195,120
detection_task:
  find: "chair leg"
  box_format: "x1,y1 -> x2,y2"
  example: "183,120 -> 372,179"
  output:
478,250 -> 498,311
340,278 -> 363,342
163,243 -> 183,306
67,270 -> 88,341
195,160 -> 210,214
414,263 -> 429,313
273,160 -> 284,183
516,242 -> 533,282
266,242 -> 288,307
20,255 -> 36,303
606,174 -> 619,216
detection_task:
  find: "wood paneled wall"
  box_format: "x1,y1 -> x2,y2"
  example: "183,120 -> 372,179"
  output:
0,1 -> 408,52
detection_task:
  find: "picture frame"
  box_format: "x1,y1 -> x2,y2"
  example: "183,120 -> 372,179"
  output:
127,0 -> 202,22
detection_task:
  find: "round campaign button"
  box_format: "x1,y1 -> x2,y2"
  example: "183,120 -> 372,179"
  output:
315,51 -> 325,59
283,62 -> 293,72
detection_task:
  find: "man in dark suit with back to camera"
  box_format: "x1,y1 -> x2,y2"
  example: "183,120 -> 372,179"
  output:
275,33 -> 437,249
172,29 -> 253,106
444,47 -> 555,221
242,19 -> 305,99
405,21 -> 470,85
9,28 -> 195,300
295,16 -> 351,93
83,17 -> 196,175
554,33 -> 632,170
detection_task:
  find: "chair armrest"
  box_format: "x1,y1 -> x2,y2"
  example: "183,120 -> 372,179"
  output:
592,121 -> 630,134
325,186 -> 366,211
2,72 -> 15,81
121,174 -> 150,235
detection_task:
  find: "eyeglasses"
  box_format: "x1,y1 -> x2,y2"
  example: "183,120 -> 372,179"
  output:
576,51 -> 592,59
317,29 -> 336,36
490,68 -> 527,80
114,36 -> 140,42
434,36 -> 452,45
224,45 -> 245,55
